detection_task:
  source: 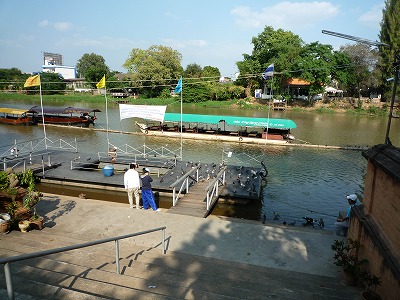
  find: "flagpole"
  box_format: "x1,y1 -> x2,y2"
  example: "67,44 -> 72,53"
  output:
105,85 -> 109,147
38,74 -> 47,149
180,82 -> 183,161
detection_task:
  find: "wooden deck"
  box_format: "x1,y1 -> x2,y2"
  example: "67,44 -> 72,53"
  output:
167,181 -> 211,218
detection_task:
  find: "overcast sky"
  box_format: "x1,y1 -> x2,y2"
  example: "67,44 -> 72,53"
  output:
0,0 -> 384,77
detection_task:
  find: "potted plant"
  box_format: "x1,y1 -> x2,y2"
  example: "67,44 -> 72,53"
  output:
331,238 -> 368,286
29,212 -> 44,230
360,272 -> 382,300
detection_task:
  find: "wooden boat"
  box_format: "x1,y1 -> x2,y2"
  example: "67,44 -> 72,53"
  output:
135,113 -> 296,145
0,107 -> 37,125
29,106 -> 101,127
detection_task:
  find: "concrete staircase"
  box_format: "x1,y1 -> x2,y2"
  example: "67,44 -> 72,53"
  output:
0,229 -> 362,300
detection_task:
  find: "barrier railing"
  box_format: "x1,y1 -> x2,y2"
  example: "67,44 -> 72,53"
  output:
170,166 -> 200,206
0,226 -> 166,300
205,167 -> 226,210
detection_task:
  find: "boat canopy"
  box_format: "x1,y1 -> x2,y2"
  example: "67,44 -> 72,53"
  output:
162,113 -> 297,129
0,108 -> 31,115
29,106 -> 101,114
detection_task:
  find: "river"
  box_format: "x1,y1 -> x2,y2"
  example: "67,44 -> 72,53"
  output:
1,99 -> 399,231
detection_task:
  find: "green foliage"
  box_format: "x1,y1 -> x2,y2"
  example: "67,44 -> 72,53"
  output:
315,107 -> 335,114
182,81 -> 211,102
202,66 -> 220,79
123,45 -> 183,98
379,0 -> 400,100
76,53 -> 110,87
0,68 -> 26,91
184,63 -> 202,78
16,169 -> 40,189
0,171 -> 9,190
158,88 -> 172,99
331,239 -> 368,277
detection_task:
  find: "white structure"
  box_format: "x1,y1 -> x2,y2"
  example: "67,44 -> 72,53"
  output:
42,52 -> 76,79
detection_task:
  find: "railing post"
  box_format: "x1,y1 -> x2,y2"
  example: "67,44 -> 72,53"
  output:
115,240 -> 120,275
172,188 -> 176,206
4,262 -> 14,300
47,154 -> 51,166
162,228 -> 166,254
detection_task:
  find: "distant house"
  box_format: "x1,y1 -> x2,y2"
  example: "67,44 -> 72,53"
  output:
41,52 -> 76,79
282,78 -> 311,100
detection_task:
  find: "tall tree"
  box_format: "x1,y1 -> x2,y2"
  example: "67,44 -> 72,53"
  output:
123,45 -> 183,97
76,53 -> 109,87
379,0 -> 400,101
202,66 -> 220,79
184,63 -> 202,78
340,43 -> 379,99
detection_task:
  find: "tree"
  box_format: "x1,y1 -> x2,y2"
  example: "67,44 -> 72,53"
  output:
184,63 -> 202,78
379,0 -> 400,101
0,68 -> 25,91
237,26 -> 304,97
202,66 -> 220,79
123,45 -> 183,98
340,43 -> 379,99
76,53 -> 110,87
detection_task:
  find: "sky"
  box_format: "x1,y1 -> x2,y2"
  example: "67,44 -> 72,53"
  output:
0,0 -> 385,78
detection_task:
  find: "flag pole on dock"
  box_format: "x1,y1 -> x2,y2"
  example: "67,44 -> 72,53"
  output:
174,77 -> 183,161
24,74 -> 47,149
262,64 -> 274,141
96,75 -> 109,147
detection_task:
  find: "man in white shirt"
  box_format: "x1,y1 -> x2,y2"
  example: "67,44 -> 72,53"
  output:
124,163 -> 141,209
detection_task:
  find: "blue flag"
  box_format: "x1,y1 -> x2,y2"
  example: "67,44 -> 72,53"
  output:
174,77 -> 182,93
262,64 -> 274,80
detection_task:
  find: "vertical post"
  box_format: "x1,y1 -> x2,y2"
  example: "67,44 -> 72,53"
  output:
4,262 -> 14,300
115,240 -> 120,274
385,69 -> 399,144
162,228 -> 166,254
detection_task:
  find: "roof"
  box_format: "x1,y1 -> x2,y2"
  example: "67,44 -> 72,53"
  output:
163,113 -> 297,129
29,106 -> 101,114
362,144 -> 400,182
0,107 -> 30,115
284,78 -> 311,86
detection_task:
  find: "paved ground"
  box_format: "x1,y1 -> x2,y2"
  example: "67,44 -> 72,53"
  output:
33,193 -> 341,278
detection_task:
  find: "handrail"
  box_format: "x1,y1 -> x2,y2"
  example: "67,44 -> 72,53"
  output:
170,166 -> 200,206
205,167 -> 226,210
0,226 -> 166,300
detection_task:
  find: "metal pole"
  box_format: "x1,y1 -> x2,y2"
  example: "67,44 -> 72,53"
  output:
162,228 -> 166,254
115,240 -> 120,274
4,262 -> 14,300
385,69 -> 399,144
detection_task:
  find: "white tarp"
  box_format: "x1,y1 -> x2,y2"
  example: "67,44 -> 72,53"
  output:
119,104 -> 167,122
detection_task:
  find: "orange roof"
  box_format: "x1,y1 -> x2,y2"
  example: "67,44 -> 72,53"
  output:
285,78 -> 310,86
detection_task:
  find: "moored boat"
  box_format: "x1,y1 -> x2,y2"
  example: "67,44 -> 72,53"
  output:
0,107 -> 37,125
29,106 -> 101,127
135,113 -> 296,144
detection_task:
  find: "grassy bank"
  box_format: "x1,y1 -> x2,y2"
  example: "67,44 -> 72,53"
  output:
0,92 -> 389,117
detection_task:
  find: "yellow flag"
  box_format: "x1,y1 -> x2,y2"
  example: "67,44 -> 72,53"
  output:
96,75 -> 106,89
24,74 -> 40,87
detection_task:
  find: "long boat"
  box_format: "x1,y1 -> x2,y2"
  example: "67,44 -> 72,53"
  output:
135,113 -> 296,145
0,107 -> 37,125
29,106 -> 101,127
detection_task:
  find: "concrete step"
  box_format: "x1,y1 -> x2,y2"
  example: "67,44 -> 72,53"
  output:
0,230 -> 362,300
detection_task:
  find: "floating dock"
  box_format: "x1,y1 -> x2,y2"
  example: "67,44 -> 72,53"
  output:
1,149 -> 265,218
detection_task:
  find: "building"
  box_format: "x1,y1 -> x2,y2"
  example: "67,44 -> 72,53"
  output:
349,144 -> 400,300
42,52 -> 76,80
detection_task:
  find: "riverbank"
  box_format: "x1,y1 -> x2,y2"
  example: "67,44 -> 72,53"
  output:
0,92 -> 389,117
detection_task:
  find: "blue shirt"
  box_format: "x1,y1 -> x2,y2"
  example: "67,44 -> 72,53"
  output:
141,174 -> 153,190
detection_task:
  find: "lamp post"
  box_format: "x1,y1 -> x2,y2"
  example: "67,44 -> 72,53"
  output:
322,30 -> 398,145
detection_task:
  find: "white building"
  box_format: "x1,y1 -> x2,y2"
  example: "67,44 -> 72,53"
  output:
42,52 -> 76,79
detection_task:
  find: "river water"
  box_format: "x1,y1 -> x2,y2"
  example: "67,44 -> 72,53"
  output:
1,99 -> 399,230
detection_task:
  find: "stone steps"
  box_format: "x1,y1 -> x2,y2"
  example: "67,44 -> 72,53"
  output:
0,229 -> 362,299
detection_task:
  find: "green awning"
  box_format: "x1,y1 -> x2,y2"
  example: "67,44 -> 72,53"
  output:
162,113 -> 296,129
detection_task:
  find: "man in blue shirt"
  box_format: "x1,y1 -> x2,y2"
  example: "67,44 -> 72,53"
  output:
334,194 -> 358,236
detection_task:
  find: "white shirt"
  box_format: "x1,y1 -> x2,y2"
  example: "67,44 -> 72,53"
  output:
124,169 -> 141,189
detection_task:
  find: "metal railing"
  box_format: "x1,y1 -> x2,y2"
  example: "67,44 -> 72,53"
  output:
0,226 -> 166,300
205,167 -> 226,210
170,166 -> 200,206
